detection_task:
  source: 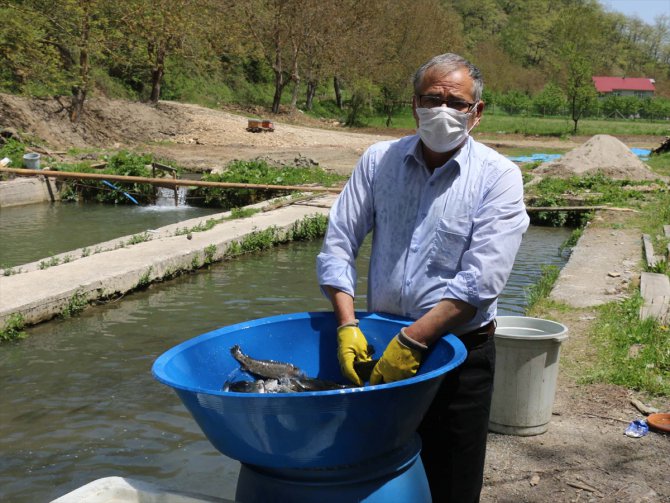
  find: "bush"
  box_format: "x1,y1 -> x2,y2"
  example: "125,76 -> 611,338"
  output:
190,160 -> 345,209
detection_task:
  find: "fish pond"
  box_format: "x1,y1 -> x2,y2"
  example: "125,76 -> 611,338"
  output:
0,202 -> 571,502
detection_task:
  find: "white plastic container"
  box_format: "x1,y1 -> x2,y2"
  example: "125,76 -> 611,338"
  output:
22,152 -> 40,169
489,316 -> 568,436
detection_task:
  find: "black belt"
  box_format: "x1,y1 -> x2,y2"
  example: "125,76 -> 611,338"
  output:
458,320 -> 496,350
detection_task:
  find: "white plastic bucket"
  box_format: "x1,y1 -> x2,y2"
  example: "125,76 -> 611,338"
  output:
22,152 -> 41,169
489,316 -> 568,436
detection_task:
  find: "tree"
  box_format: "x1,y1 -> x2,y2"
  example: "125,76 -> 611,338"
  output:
533,82 -> 565,116
0,3 -> 65,95
115,0 -> 220,104
564,48 -> 596,133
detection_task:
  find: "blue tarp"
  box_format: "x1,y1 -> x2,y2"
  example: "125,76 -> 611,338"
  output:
630,148 -> 651,160
507,153 -> 562,163
508,148 -> 651,163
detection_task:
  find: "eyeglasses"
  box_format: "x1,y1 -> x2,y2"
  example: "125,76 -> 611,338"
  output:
417,95 -> 476,112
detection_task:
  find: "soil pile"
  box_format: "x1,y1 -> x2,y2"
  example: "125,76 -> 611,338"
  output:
0,93 -> 191,148
533,134 -> 660,181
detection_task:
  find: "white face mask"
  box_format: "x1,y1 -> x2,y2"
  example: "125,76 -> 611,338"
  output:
416,106 -> 478,153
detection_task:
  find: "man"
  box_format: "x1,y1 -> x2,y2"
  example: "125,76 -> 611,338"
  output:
316,53 -> 529,501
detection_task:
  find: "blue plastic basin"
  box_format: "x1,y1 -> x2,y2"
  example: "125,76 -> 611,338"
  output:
152,311 -> 466,469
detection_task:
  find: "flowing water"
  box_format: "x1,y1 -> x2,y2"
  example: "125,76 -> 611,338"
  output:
0,203 -> 571,502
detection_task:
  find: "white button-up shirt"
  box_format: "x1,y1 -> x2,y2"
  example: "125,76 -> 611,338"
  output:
317,134 -> 529,335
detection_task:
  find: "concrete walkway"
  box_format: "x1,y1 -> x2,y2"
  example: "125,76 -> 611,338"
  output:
0,194 -> 336,328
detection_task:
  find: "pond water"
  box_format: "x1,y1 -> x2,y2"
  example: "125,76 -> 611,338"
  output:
0,202 -> 220,268
0,202 -> 571,502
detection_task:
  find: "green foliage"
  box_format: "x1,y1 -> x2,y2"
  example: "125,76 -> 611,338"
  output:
532,83 -> 566,116
39,256 -> 61,270
289,214 -> 329,241
584,294 -> 670,396
204,244 -> 217,265
524,265 -> 560,312
190,160 -> 344,209
559,227 -> 583,254
524,173 -> 663,227
498,90 -> 532,115
0,6 -> 67,95
136,267 -> 153,289
60,290 -> 88,319
126,232 -> 151,245
0,138 -> 26,170
0,313 -> 27,342
58,151 -> 155,204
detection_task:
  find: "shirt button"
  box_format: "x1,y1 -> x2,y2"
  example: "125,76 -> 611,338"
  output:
406,280 -> 411,286
429,181 -> 435,187
411,246 -> 419,253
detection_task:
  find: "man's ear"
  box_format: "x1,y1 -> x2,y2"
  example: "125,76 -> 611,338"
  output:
475,100 -> 485,119
412,95 -> 419,127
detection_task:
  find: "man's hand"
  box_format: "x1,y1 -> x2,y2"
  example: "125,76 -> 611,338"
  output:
337,321 -> 372,386
369,329 -> 426,385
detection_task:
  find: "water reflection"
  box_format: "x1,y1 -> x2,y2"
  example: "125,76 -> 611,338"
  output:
0,226 -> 570,502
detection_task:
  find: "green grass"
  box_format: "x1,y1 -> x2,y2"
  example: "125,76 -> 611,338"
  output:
524,265 -> 561,312
361,106 -> 670,138
583,294 -> 670,396
646,151 -> 670,179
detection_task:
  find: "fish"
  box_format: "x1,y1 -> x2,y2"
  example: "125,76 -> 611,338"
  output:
230,344 -> 304,380
224,345 -> 379,393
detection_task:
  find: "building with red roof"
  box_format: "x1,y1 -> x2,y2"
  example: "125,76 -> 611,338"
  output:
592,76 -> 655,98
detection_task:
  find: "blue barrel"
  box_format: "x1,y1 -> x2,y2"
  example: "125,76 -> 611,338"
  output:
235,435 -> 430,503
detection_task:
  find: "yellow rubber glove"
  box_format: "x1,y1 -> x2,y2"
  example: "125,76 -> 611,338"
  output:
369,329 -> 426,385
337,321 -> 372,386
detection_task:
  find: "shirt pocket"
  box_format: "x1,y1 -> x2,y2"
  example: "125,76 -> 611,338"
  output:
427,217 -> 472,273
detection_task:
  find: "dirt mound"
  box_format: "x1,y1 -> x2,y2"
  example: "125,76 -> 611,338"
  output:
0,93 -> 190,149
533,134 -> 660,181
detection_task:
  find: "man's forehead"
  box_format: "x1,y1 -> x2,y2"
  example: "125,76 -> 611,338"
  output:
423,66 -> 470,85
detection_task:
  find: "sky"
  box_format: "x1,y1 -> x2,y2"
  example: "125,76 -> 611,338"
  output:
598,0 -> 670,25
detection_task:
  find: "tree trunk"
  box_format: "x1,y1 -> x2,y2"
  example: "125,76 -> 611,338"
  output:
305,80 -> 317,110
290,77 -> 300,109
334,75 -> 343,109
69,2 -> 91,123
150,47 -> 166,104
272,69 -> 285,113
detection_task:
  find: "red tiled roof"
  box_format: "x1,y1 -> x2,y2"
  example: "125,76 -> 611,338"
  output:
592,76 -> 655,93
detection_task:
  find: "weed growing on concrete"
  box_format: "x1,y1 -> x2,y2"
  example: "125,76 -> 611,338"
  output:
289,214 -> 328,241
524,265 -> 561,313
229,207 -> 260,219
204,245 -> 217,265
224,242 -> 242,257
60,290 -> 88,319
62,255 -> 72,263
190,255 -> 201,269
81,247 -> 91,257
136,267 -> 153,288
39,256 -> 61,270
2,265 -> 21,276
127,232 -> 151,245
559,227 -> 583,255
239,227 -> 280,253
0,313 -> 27,342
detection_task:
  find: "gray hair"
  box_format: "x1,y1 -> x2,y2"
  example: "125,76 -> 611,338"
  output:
412,53 -> 484,102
